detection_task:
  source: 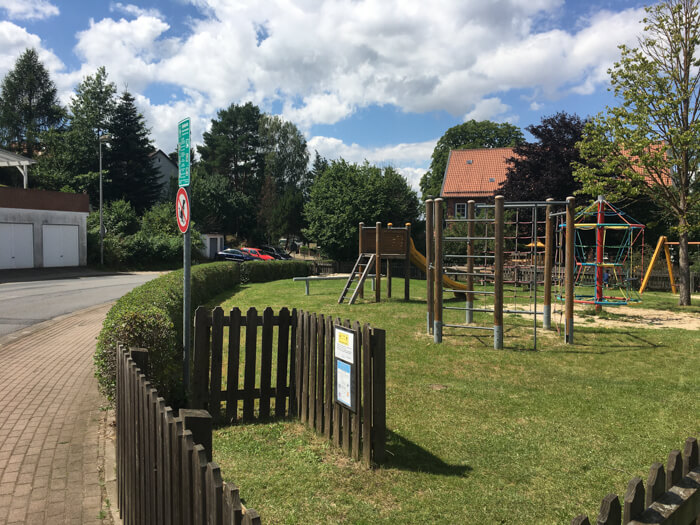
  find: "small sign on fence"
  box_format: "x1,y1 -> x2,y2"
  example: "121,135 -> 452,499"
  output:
334,325 -> 357,412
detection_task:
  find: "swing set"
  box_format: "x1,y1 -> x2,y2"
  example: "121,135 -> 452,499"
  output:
639,236 -> 700,294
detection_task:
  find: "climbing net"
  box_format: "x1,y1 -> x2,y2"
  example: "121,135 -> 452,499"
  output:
560,197 -> 645,306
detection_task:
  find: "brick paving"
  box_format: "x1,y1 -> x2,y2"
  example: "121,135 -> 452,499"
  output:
0,304 -> 112,525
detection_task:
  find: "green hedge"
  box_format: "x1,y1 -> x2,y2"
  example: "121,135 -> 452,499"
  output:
94,260 -> 312,406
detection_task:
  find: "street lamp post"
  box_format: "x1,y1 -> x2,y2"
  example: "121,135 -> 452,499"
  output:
99,133 -> 111,266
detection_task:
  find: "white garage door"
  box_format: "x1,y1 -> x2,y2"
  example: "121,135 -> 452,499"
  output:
42,224 -> 79,267
0,223 -> 34,269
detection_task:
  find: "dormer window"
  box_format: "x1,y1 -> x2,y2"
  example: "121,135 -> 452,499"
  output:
489,177 -> 495,182
466,160 -> 473,164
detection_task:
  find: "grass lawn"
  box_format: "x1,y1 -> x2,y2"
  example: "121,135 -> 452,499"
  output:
210,278 -> 700,524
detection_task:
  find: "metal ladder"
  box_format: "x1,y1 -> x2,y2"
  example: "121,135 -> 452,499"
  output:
338,254 -> 376,304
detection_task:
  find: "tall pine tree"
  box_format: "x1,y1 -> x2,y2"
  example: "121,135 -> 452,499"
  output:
0,48 -> 64,158
105,91 -> 161,212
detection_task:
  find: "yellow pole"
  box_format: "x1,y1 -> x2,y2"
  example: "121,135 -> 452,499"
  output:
663,240 -> 677,294
639,236 -> 666,294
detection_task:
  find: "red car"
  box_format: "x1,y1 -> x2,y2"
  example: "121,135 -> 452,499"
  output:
241,247 -> 275,261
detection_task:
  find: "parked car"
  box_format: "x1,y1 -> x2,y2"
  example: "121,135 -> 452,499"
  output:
215,248 -> 256,263
260,245 -> 292,260
241,247 -> 275,261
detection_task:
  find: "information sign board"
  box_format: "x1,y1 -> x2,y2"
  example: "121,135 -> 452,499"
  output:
334,325 -> 357,412
178,118 -> 191,187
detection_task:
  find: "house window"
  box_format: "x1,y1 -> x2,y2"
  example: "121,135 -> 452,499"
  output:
488,177 -> 495,183
455,202 -> 467,218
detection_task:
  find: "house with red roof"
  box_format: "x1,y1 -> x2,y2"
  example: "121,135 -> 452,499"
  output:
440,147 -> 516,217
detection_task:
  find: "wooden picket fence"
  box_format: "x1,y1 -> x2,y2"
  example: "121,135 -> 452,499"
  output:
116,344 -> 260,525
191,306 -> 386,467
571,436 -> 700,525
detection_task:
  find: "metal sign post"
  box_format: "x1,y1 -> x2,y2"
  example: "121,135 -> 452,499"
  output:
178,118 -> 192,390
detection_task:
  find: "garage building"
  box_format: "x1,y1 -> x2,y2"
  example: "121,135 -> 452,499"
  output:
0,187 -> 90,270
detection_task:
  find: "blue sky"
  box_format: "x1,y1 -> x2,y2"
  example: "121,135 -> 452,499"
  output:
0,0 -> 649,190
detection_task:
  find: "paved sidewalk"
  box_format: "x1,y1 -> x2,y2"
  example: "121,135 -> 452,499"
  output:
0,304 -> 112,525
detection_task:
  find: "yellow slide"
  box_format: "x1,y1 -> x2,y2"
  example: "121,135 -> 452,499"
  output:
408,238 -> 468,292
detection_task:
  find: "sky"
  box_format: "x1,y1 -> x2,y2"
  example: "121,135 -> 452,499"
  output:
0,0 -> 650,191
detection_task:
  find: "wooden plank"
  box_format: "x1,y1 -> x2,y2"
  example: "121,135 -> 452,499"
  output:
116,346 -> 123,519
683,437 -> 699,476
171,417 -> 183,525
259,307 -> 274,419
362,323 -> 372,466
646,463 -> 665,509
371,328 -> 386,463
623,477 -> 644,524
226,308 -> 242,423
206,463 -> 224,525
316,315 -> 325,433
275,308 -> 290,418
243,307 -> 258,420
150,389 -> 161,524
324,315 -> 333,439
222,482 -> 243,525
124,359 -> 133,524
301,312 -> 310,424
571,516 -> 591,525
308,313 -> 318,428
289,309 -> 298,416
180,430 -> 194,525
192,307 -> 211,409
156,397 -> 166,525
242,508 -> 261,525
210,306 -> 225,421
162,407 -> 173,525
137,375 -> 146,525
667,449 -> 682,490
192,445 -> 208,525
351,321 -> 361,461
597,494 -> 621,525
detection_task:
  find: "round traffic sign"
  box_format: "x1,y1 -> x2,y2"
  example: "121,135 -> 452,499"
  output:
176,187 -> 190,233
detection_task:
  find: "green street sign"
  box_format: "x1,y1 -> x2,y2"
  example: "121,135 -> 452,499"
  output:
178,118 -> 191,187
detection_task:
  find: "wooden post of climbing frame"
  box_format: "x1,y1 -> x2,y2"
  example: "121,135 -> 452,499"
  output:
386,223 -> 392,299
565,196 -> 575,344
426,200 -> 434,334
359,222 -> 365,299
466,200 -> 475,324
494,196 -> 504,350
375,222 -> 381,303
434,198 -> 443,343
405,222 -> 411,301
543,198 -> 553,330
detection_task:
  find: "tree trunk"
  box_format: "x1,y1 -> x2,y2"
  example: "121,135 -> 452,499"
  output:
678,229 -> 691,306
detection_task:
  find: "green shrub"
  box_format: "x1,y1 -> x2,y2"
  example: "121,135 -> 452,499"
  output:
95,259 -> 312,405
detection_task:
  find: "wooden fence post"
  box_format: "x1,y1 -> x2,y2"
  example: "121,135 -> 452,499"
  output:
226,307 -> 242,423
243,307 -> 258,420
623,477 -> 644,524
376,222 -> 382,303
192,306 -> 211,409
210,306 -> 225,421
371,327 -> 386,464
259,307 -> 274,419
180,409 -> 213,462
405,222 -> 411,301
426,199 -> 434,334
597,493 -> 621,525
494,195 -> 504,350
205,463 -> 224,525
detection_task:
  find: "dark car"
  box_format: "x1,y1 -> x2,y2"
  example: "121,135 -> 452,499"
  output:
215,248 -> 256,263
260,245 -> 293,260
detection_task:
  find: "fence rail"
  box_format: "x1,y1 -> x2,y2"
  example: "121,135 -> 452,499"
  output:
117,344 -> 261,525
191,306 -> 386,467
571,436 -> 699,525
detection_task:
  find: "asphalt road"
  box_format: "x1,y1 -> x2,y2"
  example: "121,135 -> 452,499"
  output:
0,269 -> 162,339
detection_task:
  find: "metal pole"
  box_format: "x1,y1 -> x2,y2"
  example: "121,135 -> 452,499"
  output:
183,185 -> 192,390
543,198 -> 553,330
425,200 -> 434,334
466,200 -> 475,323
99,139 -> 104,266
565,196 -> 575,344
494,196 -> 504,349
532,203 -> 538,351
434,198 -> 443,342
595,195 -> 604,313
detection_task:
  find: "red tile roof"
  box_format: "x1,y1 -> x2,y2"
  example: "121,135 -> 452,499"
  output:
440,148 -> 516,198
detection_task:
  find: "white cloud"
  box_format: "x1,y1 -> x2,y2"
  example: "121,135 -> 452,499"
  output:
109,3 -> 164,20
307,135 -> 435,192
530,101 -> 544,111
0,22 -> 64,81
464,97 -> 511,121
0,0 -> 58,20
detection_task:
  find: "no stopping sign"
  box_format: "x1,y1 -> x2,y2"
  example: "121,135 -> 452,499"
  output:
176,187 -> 190,233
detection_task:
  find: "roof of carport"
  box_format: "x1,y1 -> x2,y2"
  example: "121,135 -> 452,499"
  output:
0,148 -> 35,167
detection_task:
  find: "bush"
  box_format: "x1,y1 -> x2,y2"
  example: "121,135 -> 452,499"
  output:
95,259 -> 312,405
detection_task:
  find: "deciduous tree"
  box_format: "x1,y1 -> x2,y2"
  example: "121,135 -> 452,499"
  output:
575,0 -> 700,306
